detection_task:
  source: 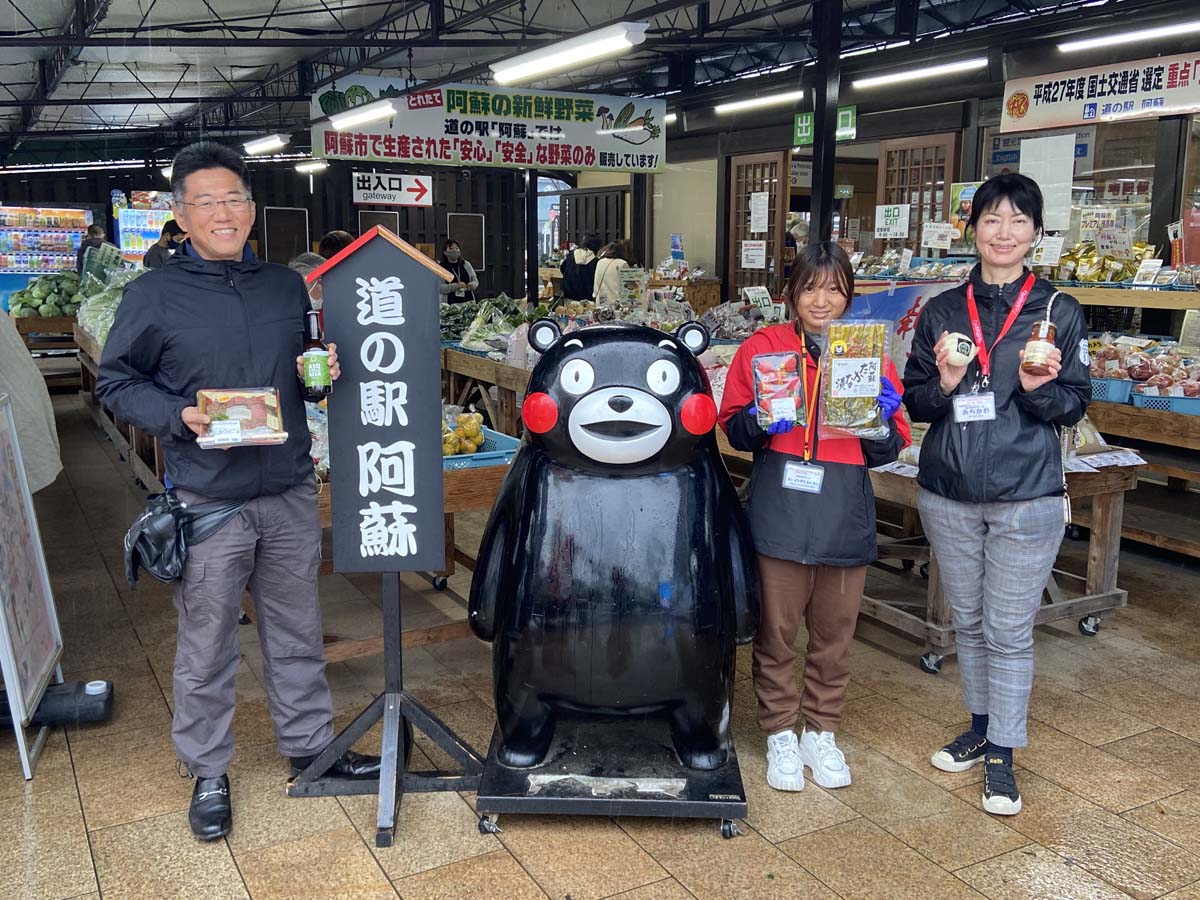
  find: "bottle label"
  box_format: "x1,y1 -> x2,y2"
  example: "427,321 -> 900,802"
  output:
303,349 -> 331,387
1024,339 -> 1054,366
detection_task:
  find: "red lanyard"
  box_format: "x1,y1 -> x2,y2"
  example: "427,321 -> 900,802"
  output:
965,273 -> 1036,380
800,346 -> 821,462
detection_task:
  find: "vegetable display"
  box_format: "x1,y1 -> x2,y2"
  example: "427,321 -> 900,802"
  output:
8,270 -> 82,318
819,320 -> 891,441
77,269 -> 142,348
442,410 -> 485,456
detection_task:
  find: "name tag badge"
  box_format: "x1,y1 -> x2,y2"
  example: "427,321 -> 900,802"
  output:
953,392 -> 997,423
783,461 -> 825,494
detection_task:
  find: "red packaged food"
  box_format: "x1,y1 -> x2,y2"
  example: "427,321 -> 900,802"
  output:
196,387 -> 289,449
1124,353 -> 1154,382
752,352 -> 807,428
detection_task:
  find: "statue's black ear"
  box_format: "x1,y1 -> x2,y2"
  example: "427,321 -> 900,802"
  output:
676,321 -> 710,357
529,318 -> 562,354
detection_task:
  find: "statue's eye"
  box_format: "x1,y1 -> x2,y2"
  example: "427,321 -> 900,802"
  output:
560,359 -> 595,396
647,360 -> 680,396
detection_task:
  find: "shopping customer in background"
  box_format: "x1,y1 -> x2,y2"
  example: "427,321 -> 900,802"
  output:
593,239 -> 633,303
95,141 -> 379,842
318,229 -> 354,259
143,219 -> 187,269
438,238 -> 479,303
718,242 -> 910,793
76,223 -> 105,273
902,173 -> 1089,816
560,233 -> 602,301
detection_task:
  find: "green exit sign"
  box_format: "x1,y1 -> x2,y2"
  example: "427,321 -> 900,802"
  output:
793,106 -> 857,146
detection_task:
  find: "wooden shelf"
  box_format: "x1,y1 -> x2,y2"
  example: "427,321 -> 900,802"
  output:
1074,480 -> 1200,559
1087,401 -> 1200,453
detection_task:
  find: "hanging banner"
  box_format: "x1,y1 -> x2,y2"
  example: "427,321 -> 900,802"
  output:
1000,52 -> 1200,132
312,76 -> 667,173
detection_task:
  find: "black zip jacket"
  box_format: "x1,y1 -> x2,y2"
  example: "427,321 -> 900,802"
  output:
902,266 -> 1090,504
722,331 -> 906,567
96,245 -> 315,501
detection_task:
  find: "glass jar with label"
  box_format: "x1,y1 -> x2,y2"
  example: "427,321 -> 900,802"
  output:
1021,320 -> 1057,376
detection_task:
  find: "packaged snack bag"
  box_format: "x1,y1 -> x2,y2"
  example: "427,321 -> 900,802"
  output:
751,352 -> 806,429
819,320 -> 890,441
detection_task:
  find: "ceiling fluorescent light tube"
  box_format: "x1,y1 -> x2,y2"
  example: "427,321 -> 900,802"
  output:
852,58 -> 987,89
491,22 -> 649,85
295,160 -> 329,174
714,89 -> 805,114
664,112 -> 678,125
244,133 -> 289,154
1058,20 -> 1200,52
161,166 -> 173,179
330,99 -> 396,131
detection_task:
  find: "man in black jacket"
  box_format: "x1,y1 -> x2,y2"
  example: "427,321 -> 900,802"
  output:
96,142 -> 378,841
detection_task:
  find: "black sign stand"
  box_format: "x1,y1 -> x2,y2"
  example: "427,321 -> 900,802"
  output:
287,228 -> 484,847
287,574 -> 484,846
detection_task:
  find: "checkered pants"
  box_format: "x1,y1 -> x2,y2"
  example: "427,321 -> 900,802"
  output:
916,488 -> 1064,748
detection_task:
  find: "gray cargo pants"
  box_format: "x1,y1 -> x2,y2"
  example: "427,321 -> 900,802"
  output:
917,487 -> 1064,748
173,477 -> 334,777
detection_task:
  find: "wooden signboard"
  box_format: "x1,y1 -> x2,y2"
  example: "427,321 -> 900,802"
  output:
0,393 -> 63,778
306,228 -> 452,573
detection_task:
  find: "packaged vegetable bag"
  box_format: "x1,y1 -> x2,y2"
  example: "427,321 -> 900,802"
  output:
819,320 -> 891,441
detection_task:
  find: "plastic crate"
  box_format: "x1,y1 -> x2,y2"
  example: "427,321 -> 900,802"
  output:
443,427 -> 521,470
1131,392 -> 1200,416
1090,378 -> 1133,404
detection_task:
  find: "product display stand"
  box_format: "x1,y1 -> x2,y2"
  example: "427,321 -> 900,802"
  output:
287,573 -> 485,848
475,719 -> 747,839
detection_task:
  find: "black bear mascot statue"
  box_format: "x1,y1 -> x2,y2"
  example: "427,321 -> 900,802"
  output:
469,319 -> 758,771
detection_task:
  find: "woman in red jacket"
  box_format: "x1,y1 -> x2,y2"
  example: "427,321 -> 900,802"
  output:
718,242 -> 909,792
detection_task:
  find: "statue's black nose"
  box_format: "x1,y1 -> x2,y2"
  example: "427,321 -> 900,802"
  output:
608,395 -> 633,413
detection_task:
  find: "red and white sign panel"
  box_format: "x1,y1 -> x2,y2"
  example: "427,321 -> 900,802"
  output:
1001,52 -> 1200,132
352,172 -> 433,207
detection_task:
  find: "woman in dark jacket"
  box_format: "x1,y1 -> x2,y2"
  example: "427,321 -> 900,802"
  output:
902,173 -> 1089,817
438,239 -> 479,303
718,242 -> 909,794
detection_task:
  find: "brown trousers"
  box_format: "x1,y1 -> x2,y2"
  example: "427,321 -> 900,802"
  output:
753,555 -> 867,735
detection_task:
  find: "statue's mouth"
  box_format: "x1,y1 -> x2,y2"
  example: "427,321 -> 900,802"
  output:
580,420 -> 661,441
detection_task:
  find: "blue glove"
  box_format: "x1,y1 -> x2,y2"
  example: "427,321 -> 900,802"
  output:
879,377 -> 902,421
747,405 -> 795,435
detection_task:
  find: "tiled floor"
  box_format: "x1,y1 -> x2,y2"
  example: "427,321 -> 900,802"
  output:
4,397 -> 1200,900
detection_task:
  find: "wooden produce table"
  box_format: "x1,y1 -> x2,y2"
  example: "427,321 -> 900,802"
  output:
715,430 -> 1139,670
18,314 -> 80,391
442,347 -> 531,437
648,277 -> 722,315
1082,401 -> 1200,558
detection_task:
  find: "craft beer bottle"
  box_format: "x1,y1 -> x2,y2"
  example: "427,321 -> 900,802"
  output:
303,310 -> 332,397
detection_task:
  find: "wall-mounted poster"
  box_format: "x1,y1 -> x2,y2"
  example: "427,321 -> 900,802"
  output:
0,393 -> 62,727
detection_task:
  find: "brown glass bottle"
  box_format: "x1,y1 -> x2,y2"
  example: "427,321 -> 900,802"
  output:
1021,319 -> 1057,376
302,310 -> 332,396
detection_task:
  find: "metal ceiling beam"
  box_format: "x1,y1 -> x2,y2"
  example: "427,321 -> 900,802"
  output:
0,35 -> 805,48
0,95 -> 310,108
13,0 -> 111,148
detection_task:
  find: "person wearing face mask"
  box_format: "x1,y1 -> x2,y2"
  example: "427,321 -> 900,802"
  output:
903,173 -> 1089,817
438,239 -> 479,303
143,218 -> 188,270
718,242 -> 909,795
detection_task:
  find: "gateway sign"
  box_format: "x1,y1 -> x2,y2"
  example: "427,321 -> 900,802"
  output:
1001,52 -> 1200,132
352,172 -> 433,207
313,76 -> 667,173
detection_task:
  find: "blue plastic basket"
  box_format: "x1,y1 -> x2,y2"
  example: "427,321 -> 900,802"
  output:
1131,392 -> 1200,416
1090,378 -> 1133,404
443,426 -> 521,470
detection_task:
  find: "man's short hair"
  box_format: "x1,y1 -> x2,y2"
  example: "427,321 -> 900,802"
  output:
170,141 -> 251,204
86,224 -> 105,238
319,230 -> 355,259
288,252 -> 326,278
162,219 -> 185,238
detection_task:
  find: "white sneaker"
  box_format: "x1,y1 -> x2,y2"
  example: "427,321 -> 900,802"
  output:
766,730 -> 805,792
799,729 -> 852,788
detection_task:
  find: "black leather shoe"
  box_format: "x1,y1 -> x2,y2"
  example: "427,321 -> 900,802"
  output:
290,749 -> 382,779
189,774 -> 232,841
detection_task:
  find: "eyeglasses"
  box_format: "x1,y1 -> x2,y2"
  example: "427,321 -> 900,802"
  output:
176,197 -> 253,214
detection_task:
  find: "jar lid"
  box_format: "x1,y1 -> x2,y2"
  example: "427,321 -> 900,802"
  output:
85,680 -> 108,696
